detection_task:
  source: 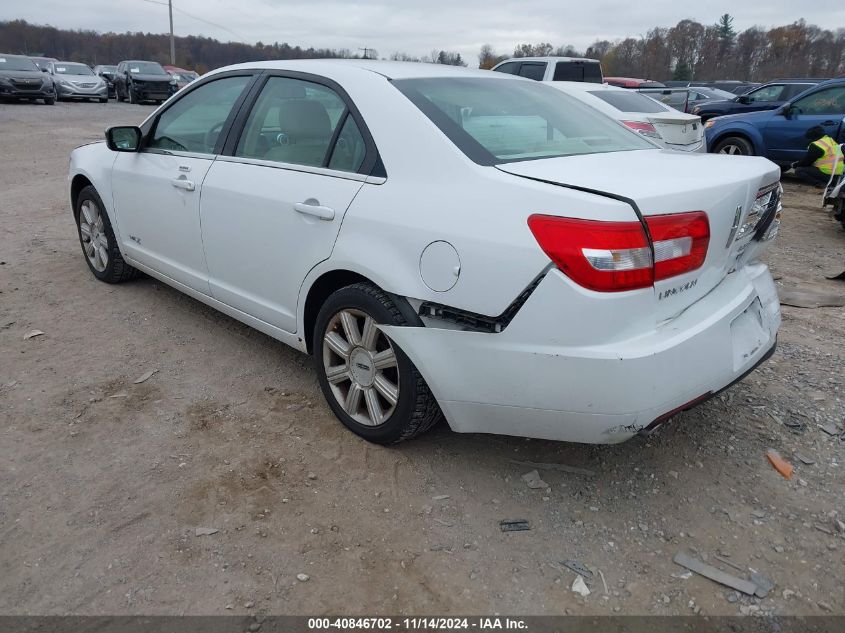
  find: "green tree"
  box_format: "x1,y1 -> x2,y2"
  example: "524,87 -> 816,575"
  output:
673,60 -> 692,80
716,14 -> 736,42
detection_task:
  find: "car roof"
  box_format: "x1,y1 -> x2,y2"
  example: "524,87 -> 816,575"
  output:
495,56 -> 599,64
0,53 -> 30,59
215,59 -> 509,81
551,81 -> 626,92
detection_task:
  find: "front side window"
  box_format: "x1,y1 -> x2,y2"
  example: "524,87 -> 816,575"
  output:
784,84 -> 814,99
236,76 -> 351,169
793,86 -> 845,115
395,77 -> 654,165
747,84 -> 785,102
149,76 -> 251,154
493,62 -> 519,75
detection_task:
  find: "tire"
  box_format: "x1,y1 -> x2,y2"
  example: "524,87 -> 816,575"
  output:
128,86 -> 136,104
713,136 -> 754,156
74,185 -> 139,283
116,85 -> 124,102
43,96 -> 55,105
313,282 -> 441,444
99,97 -> 108,103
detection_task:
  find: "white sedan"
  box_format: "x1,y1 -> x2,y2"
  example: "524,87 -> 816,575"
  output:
550,81 -> 706,152
68,60 -> 781,445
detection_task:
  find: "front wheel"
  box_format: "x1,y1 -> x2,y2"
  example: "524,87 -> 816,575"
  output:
43,96 -> 55,105
313,283 -> 441,444
74,186 -> 139,283
713,136 -> 754,156
128,86 -> 137,104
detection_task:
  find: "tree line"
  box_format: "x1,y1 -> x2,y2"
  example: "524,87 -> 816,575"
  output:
479,15 -> 845,81
0,20 -> 466,73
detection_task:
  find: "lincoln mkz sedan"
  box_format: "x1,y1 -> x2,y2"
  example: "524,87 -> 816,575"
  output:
68,61 -> 782,445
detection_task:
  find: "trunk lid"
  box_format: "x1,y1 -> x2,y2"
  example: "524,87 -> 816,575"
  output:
497,150 -> 781,322
649,115 -> 704,147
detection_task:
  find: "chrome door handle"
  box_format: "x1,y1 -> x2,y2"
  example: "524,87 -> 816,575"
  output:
171,178 -> 195,191
294,201 -> 335,221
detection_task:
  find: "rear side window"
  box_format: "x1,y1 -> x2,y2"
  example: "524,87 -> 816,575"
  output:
517,63 -> 546,81
493,62 -> 519,75
785,84 -> 814,99
394,77 -> 654,165
236,76 -> 352,169
553,62 -> 602,83
149,76 -> 251,154
588,90 -> 668,113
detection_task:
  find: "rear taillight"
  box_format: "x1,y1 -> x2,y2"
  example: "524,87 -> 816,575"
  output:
527,212 -> 710,292
645,212 -> 710,281
622,120 -> 661,139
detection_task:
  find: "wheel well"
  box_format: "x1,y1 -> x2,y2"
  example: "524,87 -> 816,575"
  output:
70,174 -> 92,211
712,131 -> 755,153
302,270 -> 369,354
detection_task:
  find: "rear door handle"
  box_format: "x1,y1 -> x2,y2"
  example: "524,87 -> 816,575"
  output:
822,120 -> 837,126
171,178 -> 195,191
294,201 -> 335,221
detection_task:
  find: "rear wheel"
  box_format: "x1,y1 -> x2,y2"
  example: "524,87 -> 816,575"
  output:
714,136 -> 754,156
99,97 -> 108,103
74,185 -> 139,283
43,96 -> 55,105
313,283 -> 441,444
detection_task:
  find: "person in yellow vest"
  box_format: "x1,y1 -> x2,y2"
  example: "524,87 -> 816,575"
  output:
791,126 -> 844,187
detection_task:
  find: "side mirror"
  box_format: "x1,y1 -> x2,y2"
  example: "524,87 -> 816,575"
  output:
781,105 -> 796,118
737,95 -> 752,105
41,67 -> 49,72
105,126 -> 142,152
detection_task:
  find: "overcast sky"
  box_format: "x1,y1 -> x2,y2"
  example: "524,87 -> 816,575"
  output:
3,0 -> 845,61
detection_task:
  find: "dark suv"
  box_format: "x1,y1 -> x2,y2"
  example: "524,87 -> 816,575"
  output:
113,60 -> 176,104
0,54 -> 56,104
691,79 -> 821,121
93,64 -> 119,97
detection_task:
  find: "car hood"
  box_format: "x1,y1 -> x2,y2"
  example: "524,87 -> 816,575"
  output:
0,69 -> 43,80
56,73 -> 101,81
708,108 -> 778,126
129,73 -> 172,82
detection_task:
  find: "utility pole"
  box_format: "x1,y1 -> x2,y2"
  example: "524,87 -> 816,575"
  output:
358,47 -> 374,60
168,0 -> 176,65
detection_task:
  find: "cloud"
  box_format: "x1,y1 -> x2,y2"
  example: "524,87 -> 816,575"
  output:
3,0 -> 844,62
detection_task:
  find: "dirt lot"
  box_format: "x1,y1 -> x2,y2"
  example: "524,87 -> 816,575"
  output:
1,101 -> 844,617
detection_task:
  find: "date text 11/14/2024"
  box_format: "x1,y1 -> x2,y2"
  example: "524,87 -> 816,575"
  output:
307,617 -> 528,630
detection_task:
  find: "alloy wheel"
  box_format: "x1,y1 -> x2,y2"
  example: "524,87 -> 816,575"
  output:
78,199 -> 109,272
322,309 -> 400,427
718,144 -> 744,155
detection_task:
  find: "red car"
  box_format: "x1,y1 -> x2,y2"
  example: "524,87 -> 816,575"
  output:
605,77 -> 666,89
163,65 -> 200,90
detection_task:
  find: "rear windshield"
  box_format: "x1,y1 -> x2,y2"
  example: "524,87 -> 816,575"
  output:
553,62 -> 603,83
54,63 -> 93,75
128,62 -> 168,75
587,90 -> 668,113
0,56 -> 39,71
394,77 -> 654,165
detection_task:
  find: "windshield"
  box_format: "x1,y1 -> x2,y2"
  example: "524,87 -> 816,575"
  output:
54,63 -> 93,75
128,62 -> 168,75
394,77 -> 654,165
0,56 -> 39,72
588,90 -> 668,113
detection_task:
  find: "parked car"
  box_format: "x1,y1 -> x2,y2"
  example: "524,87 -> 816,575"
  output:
163,65 -> 200,90
691,79 -> 821,121
0,53 -> 55,104
93,64 -> 119,97
687,86 -> 738,111
604,77 -> 666,89
113,60 -> 177,104
69,60 -> 781,445
665,80 -> 760,95
492,56 -> 603,83
705,79 -> 845,165
48,61 -> 107,102
29,56 -> 57,71
637,87 -> 690,112
550,82 -> 705,151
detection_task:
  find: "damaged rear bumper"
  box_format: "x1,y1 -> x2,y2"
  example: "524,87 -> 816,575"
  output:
380,262 -> 780,444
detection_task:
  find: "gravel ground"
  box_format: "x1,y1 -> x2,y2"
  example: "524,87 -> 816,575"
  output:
1,101 -> 844,616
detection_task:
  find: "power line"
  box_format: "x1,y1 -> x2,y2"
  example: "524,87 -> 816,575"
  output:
138,0 -> 246,44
